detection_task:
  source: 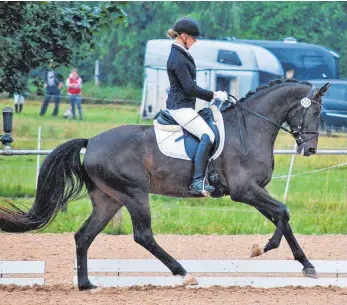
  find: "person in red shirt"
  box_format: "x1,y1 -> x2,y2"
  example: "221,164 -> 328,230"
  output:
66,68 -> 83,120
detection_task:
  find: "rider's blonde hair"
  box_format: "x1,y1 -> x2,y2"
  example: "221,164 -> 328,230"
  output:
167,28 -> 179,39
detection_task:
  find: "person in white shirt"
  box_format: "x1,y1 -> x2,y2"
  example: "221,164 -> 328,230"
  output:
14,94 -> 24,113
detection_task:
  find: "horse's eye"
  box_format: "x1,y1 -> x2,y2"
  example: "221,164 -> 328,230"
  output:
313,111 -> 320,116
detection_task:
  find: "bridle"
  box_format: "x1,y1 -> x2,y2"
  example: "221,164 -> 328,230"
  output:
225,87 -> 322,153
283,87 -> 322,146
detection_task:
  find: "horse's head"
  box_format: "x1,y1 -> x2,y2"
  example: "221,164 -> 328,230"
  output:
286,83 -> 330,157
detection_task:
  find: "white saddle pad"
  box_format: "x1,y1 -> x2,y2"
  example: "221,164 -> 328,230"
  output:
153,105 -> 225,161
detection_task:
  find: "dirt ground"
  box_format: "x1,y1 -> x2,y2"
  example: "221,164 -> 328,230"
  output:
0,233 -> 346,305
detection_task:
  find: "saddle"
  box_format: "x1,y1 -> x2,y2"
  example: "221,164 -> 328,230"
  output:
153,104 -> 227,197
158,109 -> 220,159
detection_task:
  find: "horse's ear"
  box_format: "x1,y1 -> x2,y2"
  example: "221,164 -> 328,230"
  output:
318,83 -> 331,96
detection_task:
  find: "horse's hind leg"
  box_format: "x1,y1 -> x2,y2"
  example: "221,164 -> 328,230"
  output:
257,208 -> 316,278
75,182 -> 122,290
121,188 -> 198,285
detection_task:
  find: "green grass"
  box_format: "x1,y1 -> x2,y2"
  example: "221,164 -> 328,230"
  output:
25,82 -> 142,103
1,99 -> 347,235
79,83 -> 142,102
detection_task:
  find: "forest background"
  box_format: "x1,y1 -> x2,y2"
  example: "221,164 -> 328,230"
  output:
1,1 -> 346,96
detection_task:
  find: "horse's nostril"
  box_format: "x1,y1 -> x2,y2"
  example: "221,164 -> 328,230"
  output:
309,147 -> 317,154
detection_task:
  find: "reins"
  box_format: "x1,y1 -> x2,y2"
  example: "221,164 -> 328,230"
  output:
226,90 -> 321,154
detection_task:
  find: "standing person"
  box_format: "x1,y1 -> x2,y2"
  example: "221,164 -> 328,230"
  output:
286,68 -> 295,80
14,73 -> 27,113
14,93 -> 24,113
165,17 -> 228,196
39,60 -> 63,116
66,68 -> 83,120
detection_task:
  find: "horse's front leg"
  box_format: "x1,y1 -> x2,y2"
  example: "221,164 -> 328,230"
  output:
231,183 -> 317,278
231,183 -> 288,255
257,207 -> 317,278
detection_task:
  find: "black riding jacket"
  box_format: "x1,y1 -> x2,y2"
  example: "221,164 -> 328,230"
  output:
166,44 -> 214,110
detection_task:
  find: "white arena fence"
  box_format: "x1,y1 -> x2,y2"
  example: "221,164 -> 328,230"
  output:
73,259 -> 347,288
0,261 -> 45,286
2,149 -> 347,155
0,259 -> 346,288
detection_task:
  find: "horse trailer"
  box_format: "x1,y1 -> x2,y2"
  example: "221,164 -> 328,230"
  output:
140,39 -> 284,119
235,37 -> 340,80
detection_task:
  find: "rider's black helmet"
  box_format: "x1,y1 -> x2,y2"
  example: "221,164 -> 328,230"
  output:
173,18 -> 201,38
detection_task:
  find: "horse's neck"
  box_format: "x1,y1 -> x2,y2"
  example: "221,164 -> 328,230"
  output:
242,86 -> 294,125
222,85 -> 305,146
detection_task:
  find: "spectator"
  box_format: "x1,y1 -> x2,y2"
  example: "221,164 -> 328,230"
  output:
14,93 -> 24,113
286,69 -> 295,80
39,60 -> 63,116
66,68 -> 83,120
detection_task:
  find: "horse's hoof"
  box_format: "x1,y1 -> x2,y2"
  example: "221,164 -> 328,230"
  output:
250,243 -> 264,258
183,273 -> 199,286
303,267 -> 318,279
78,282 -> 98,290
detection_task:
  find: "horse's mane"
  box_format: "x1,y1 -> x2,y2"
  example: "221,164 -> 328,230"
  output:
238,79 -> 312,103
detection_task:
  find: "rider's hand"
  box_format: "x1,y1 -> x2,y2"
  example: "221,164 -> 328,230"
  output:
213,91 -> 228,101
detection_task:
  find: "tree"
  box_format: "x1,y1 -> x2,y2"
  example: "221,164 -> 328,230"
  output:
87,2 -> 347,88
92,2 -> 242,87
238,2 -> 347,75
0,1 -> 126,94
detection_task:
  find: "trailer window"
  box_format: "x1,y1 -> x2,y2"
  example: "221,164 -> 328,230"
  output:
218,50 -> 242,66
303,56 -> 324,68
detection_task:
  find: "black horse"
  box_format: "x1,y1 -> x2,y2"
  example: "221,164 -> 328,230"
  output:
0,80 -> 330,289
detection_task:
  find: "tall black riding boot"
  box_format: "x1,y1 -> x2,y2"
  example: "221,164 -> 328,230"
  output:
15,104 -> 19,113
19,104 -> 23,113
190,134 -> 215,196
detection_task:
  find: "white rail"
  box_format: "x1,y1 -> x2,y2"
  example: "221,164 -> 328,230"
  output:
0,260 -> 45,286
73,259 -> 347,288
1,149 -> 347,155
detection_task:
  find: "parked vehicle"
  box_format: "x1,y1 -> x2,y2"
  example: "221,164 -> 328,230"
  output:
309,79 -> 347,129
234,37 -> 340,81
141,39 -> 283,119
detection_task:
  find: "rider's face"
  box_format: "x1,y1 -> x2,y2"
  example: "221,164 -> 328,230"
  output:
186,36 -> 197,48
180,34 -> 197,49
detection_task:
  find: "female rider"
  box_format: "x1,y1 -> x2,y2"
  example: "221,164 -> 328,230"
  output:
166,17 -> 228,196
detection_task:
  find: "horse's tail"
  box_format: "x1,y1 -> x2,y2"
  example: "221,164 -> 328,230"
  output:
0,138 -> 89,232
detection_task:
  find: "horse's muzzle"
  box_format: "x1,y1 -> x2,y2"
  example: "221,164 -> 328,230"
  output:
297,143 -> 317,157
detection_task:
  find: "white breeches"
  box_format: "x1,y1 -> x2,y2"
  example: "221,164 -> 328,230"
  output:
168,108 -> 215,143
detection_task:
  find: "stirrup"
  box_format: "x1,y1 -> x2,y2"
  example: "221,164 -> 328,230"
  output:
190,178 -> 215,197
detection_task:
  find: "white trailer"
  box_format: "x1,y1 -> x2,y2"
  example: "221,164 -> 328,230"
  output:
141,39 -> 283,119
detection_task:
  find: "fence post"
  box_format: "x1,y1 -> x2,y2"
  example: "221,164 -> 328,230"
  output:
283,142 -> 297,204
95,60 -> 100,86
36,126 -> 42,190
